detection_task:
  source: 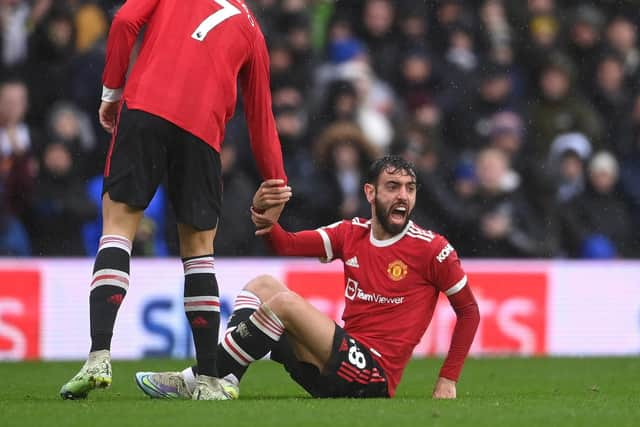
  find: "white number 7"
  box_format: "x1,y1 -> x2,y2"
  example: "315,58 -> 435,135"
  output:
192,0 -> 241,42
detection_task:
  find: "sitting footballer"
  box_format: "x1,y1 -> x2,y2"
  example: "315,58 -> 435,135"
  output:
135,155 -> 480,400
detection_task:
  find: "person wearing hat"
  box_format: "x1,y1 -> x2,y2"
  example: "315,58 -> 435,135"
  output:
567,4 -> 606,93
557,151 -> 636,257
548,132 -> 592,203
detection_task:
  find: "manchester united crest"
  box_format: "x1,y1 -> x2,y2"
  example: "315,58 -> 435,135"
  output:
387,260 -> 408,281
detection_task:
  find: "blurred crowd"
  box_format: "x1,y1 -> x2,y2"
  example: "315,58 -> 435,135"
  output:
0,0 -> 639,258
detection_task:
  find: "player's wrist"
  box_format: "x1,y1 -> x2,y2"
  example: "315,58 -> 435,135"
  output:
101,85 -> 123,102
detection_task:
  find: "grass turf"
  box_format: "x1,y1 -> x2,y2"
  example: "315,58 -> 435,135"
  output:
0,358 -> 638,427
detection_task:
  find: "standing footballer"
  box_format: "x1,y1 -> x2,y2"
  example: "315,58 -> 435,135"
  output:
60,0 -> 289,401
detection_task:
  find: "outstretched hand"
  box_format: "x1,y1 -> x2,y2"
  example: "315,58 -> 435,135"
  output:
251,180 -> 292,235
251,205 -> 285,236
252,179 -> 292,211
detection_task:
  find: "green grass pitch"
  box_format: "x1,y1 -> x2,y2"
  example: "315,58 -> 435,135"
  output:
1,358 -> 638,427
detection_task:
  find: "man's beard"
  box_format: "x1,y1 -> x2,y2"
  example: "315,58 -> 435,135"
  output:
374,196 -> 411,236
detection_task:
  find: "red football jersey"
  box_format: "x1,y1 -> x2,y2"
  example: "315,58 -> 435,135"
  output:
317,218 -> 468,395
102,0 -> 286,181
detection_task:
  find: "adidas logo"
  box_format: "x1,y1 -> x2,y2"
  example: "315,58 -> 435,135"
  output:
345,256 -> 359,268
191,316 -> 209,328
107,294 -> 124,306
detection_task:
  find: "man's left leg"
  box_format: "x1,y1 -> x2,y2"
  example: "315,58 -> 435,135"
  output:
60,195 -> 143,399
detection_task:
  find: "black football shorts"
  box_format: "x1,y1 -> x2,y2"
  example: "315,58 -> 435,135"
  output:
103,103 -> 222,230
271,324 -> 390,398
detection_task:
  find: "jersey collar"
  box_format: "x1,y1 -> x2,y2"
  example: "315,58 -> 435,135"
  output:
369,220 -> 413,247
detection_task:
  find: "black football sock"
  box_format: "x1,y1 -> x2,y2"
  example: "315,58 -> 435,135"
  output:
218,304 -> 285,380
183,256 -> 220,377
189,289 -> 262,379
90,235 -> 132,352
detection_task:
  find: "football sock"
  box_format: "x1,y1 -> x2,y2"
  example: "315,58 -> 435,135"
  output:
183,255 -> 220,377
90,235 -> 131,352
188,289 -> 262,382
218,304 -> 285,380
216,290 -> 262,381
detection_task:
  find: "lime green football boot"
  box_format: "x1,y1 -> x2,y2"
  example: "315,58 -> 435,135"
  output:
60,350 -> 112,399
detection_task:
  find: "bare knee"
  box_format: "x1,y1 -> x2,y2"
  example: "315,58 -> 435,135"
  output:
264,290 -> 301,323
245,275 -> 287,302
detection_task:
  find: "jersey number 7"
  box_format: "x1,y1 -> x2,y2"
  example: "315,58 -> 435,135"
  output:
192,0 -> 241,42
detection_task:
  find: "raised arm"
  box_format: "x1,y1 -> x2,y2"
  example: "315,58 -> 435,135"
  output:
239,30 -> 287,183
264,223 -> 328,258
102,0 -> 159,101
251,180 -> 345,259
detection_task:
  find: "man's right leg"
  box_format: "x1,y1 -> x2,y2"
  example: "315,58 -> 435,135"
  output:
60,194 -> 142,399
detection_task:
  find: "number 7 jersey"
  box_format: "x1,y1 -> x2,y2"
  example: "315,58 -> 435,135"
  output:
317,218 -> 469,395
102,0 -> 285,181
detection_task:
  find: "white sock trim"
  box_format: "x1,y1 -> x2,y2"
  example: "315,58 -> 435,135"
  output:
99,235 -> 132,255
233,290 -> 261,311
249,305 -> 284,342
90,268 -> 129,291
183,256 -> 215,275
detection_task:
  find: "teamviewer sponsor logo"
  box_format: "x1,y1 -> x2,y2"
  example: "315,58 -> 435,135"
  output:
344,278 -> 404,305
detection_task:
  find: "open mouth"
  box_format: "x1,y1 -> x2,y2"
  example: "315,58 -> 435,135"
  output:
389,205 -> 407,222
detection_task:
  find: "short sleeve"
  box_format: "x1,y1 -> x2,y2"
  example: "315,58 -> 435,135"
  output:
315,220 -> 349,262
428,236 -> 467,297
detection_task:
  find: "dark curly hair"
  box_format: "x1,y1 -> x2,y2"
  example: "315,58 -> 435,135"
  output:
366,155 -> 417,185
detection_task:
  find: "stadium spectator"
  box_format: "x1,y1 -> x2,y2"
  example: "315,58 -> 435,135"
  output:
0,78 -> 38,221
26,5 -> 76,124
477,0 -> 513,59
566,4 -> 606,95
590,51 -> 634,155
358,0 -> 400,85
46,101 -> 98,178
30,140 -> 97,255
0,0 -> 45,68
312,122 -> 376,224
558,151 -> 637,257
397,2 -> 428,52
446,62 -> 518,154
213,144 -> 262,256
548,132 -> 592,203
605,15 -> 640,83
529,53 -> 604,160
135,156 -> 480,400
461,147 -> 554,257
60,0 -> 288,402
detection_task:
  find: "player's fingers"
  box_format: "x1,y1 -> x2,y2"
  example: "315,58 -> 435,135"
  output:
265,193 -> 291,202
261,186 -> 292,196
251,210 -> 272,223
261,179 -> 285,188
99,116 -> 114,134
